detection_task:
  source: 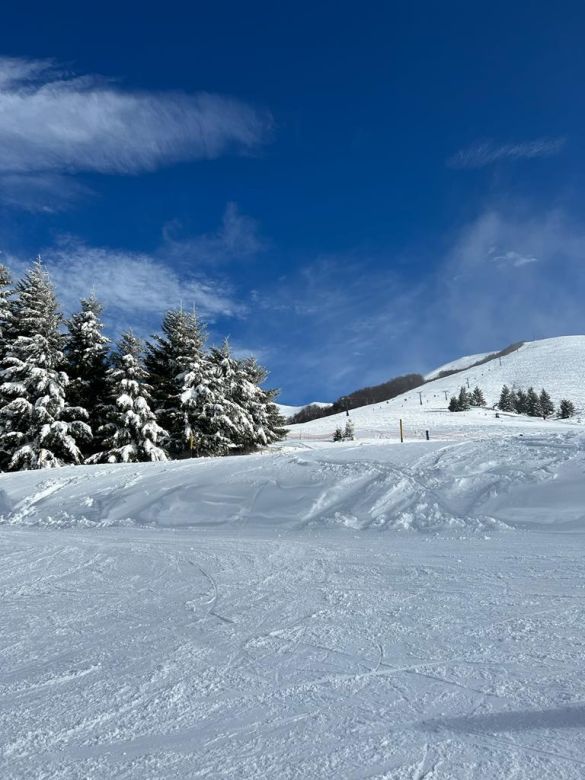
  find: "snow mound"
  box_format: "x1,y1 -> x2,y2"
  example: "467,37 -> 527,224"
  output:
1,431 -> 585,532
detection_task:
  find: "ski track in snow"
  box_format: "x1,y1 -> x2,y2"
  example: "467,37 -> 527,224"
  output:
2,528 -> 585,778
2,423 -> 585,775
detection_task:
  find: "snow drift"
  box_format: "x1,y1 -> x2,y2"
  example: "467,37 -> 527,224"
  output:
1,431 -> 585,532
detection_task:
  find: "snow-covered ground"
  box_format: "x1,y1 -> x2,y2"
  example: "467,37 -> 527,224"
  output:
2,336 -> 585,778
3,427 -> 585,777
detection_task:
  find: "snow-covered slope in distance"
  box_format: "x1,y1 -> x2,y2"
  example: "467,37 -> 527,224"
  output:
289,336 -> 585,441
425,349 -> 496,380
277,401 -> 332,418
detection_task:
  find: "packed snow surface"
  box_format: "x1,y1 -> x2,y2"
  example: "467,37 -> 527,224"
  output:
3,425 -> 585,777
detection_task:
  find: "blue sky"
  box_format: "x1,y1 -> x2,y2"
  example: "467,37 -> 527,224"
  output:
0,1 -> 584,403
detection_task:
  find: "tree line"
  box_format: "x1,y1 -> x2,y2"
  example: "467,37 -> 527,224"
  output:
288,373 -> 425,424
498,385 -> 574,419
448,385 -> 486,411
448,383 -> 575,418
0,261 -> 287,471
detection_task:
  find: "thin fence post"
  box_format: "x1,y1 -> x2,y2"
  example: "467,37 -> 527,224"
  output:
425,430 -> 430,441
399,418 -> 404,443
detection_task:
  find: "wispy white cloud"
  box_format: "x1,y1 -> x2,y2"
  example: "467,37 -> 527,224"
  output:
240,206 -> 585,402
0,203 -> 265,338
2,238 -> 242,338
0,57 -> 271,210
0,173 -> 92,213
489,248 -> 539,267
164,202 -> 267,265
448,137 -> 565,169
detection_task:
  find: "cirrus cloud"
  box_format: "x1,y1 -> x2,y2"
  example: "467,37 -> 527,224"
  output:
448,137 -> 565,169
0,57 -> 272,210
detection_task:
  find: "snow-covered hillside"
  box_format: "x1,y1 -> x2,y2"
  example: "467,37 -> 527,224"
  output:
277,401 -> 332,418
424,349 -> 496,380
289,336 -> 585,442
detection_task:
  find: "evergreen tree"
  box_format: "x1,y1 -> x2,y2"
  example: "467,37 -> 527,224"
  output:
89,332 -> 168,463
343,419 -> 355,440
458,386 -> 471,411
471,386 -> 486,407
333,426 -> 344,441
448,395 -> 460,412
558,399 -> 575,419
539,388 -> 554,418
179,340 -> 247,457
526,387 -> 541,417
498,385 -> 514,412
65,294 -> 110,453
231,356 -> 287,451
0,261 -> 91,470
145,309 -> 206,456
0,265 -> 13,353
514,389 -> 528,415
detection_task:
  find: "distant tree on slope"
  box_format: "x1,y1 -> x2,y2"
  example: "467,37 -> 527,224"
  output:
539,389 -> 555,418
514,389 -> 528,415
471,386 -> 486,407
498,385 -> 515,412
458,386 -> 471,411
558,399 -> 575,419
526,387 -> 542,417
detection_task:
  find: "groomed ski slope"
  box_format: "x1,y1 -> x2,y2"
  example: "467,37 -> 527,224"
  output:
287,336 -> 585,442
2,428 -> 585,778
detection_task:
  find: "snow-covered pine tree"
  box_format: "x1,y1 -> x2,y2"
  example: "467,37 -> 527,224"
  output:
343,419 -> 355,440
458,386 -> 471,411
230,356 -> 287,451
65,295 -> 110,454
0,265 -> 13,354
514,389 -> 528,415
333,426 -> 344,441
471,386 -> 486,407
448,395 -> 460,412
0,261 -> 91,470
145,309 -> 206,456
526,387 -> 541,417
498,385 -> 514,412
539,389 -> 554,418
558,399 -> 575,419
203,340 -> 253,455
179,340 -> 252,457
89,332 -> 168,463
